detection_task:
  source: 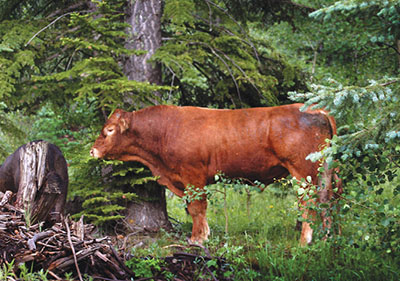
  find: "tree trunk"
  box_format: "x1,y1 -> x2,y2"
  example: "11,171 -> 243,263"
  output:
124,0 -> 162,85
124,182 -> 171,232
123,0 -> 171,232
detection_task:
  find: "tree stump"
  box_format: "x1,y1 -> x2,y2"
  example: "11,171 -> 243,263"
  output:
14,141 -> 61,223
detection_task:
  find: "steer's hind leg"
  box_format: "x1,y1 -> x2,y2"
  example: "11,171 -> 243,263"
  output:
299,198 -> 317,246
187,198 -> 210,244
286,165 -> 319,246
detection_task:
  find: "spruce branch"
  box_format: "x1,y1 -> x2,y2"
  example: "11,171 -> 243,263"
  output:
202,0 -> 260,63
25,12 -> 74,46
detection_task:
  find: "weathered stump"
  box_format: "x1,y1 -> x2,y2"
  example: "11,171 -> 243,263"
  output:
15,141 -> 61,223
0,140 -> 68,224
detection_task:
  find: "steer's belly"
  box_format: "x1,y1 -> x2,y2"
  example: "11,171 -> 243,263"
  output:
207,151 -> 289,185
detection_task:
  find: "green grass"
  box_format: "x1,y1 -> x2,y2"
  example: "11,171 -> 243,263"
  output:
255,241 -> 399,281
2,181 -> 399,280
167,183 -> 300,244
166,182 -> 400,281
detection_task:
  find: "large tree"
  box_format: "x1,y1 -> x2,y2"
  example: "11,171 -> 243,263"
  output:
122,0 -> 171,233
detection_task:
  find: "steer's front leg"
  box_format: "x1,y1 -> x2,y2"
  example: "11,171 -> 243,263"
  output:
187,198 -> 210,244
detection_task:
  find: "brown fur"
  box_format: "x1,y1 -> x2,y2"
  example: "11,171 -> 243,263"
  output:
91,103 -> 339,245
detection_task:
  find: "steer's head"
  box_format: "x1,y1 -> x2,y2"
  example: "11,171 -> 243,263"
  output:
90,109 -> 132,160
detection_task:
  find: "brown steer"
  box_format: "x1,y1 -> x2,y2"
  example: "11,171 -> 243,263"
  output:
90,103 -> 338,245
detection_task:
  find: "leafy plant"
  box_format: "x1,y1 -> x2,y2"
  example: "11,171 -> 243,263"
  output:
70,157 -> 158,226
183,173 -> 264,236
289,77 -> 400,254
125,256 -> 166,279
0,261 -> 50,281
155,0 -> 307,107
0,102 -> 27,160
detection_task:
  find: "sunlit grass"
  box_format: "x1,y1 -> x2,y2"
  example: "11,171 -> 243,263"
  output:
166,183 -> 300,246
165,180 -> 400,280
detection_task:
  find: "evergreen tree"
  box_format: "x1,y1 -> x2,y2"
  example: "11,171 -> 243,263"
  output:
288,0 -> 400,252
0,0 -> 313,228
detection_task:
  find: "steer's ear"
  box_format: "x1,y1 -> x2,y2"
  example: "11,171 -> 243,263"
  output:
113,109 -> 130,134
120,117 -> 129,133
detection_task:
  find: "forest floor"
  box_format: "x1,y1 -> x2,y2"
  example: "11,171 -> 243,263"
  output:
0,199 -> 234,281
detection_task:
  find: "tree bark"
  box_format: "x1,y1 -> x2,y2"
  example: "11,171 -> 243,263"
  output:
123,0 -> 171,232
16,142 -> 61,223
124,182 -> 171,232
124,0 -> 162,86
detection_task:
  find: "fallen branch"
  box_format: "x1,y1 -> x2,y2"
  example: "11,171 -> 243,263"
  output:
64,217 -> 83,281
27,230 -> 54,251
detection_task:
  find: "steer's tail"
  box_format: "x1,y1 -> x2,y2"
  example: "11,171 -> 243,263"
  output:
318,110 -> 342,197
317,111 -> 343,233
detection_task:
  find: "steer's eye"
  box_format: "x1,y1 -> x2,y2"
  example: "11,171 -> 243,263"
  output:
105,127 -> 115,136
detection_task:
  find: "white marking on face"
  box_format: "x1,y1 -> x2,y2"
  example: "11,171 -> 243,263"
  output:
104,126 -> 116,136
90,148 -> 100,158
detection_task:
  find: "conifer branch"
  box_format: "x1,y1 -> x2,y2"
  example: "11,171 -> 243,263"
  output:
200,42 -> 241,106
203,0 -> 260,63
25,12 -> 74,46
376,41 -> 400,55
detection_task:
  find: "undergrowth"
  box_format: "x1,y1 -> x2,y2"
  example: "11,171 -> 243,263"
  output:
164,180 -> 400,280
1,180 -> 399,280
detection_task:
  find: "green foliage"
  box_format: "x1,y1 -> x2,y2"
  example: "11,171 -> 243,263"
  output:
0,261 -> 50,281
256,241 -> 399,281
1,2 -> 400,279
184,173 -> 265,236
0,0 -> 169,226
17,263 -> 49,281
0,19 -> 40,102
156,0 -> 307,107
0,0 -> 308,227
178,177 -> 299,245
281,1 -> 400,252
125,257 -> 167,279
265,0 -> 399,85
0,261 -> 16,280
23,101 -> 157,226
221,0 -> 315,27
0,103 -> 27,160
308,0 -> 400,81
70,157 -> 159,226
32,0 -> 170,111
169,180 -> 400,280
290,78 -> 400,254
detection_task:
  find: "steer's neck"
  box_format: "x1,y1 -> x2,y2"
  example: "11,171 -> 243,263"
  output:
121,106 -> 172,172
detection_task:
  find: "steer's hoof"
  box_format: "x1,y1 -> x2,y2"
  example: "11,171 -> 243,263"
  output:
187,237 -> 204,245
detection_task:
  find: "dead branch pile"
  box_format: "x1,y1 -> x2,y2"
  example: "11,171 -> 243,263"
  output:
1,191 -> 235,281
1,191 -> 132,280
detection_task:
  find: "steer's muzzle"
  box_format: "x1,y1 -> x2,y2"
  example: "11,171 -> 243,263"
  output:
90,148 -> 99,158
